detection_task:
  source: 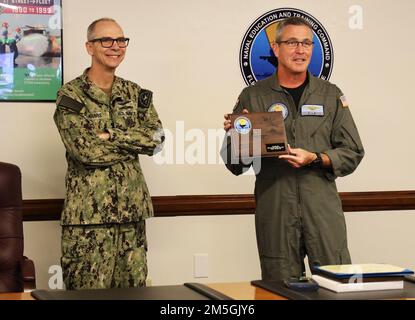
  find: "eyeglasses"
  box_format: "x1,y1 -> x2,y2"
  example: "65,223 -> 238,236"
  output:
89,37 -> 130,48
277,40 -> 314,49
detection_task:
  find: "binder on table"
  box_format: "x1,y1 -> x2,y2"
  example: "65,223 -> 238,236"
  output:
312,264 -> 414,281
311,274 -> 404,293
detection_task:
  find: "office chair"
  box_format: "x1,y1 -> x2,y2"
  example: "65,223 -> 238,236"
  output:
0,162 -> 36,292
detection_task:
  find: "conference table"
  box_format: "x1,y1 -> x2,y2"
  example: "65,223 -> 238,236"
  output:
0,282 -> 284,300
2,280 -> 415,300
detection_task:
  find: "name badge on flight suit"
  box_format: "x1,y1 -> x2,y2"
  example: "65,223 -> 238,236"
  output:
301,105 -> 324,117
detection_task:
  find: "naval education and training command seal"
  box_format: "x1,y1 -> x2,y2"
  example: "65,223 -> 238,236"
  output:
240,7 -> 334,85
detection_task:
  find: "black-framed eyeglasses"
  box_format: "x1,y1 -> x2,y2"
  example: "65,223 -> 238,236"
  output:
277,40 -> 314,49
89,37 -> 130,48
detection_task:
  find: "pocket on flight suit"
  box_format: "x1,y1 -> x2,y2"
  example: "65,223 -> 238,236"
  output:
339,121 -> 361,152
308,111 -> 333,149
305,229 -> 351,267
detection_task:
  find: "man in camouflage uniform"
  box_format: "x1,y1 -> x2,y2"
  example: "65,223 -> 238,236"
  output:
54,18 -> 164,290
222,18 -> 364,281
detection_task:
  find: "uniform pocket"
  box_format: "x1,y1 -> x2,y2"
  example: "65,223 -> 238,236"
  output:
340,122 -> 361,152
308,110 -> 333,137
61,227 -> 88,259
112,102 -> 138,130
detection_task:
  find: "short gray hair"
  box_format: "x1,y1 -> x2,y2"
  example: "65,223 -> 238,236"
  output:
87,17 -> 117,41
275,17 -> 312,43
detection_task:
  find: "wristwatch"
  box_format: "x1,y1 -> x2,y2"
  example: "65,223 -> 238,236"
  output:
310,152 -> 323,168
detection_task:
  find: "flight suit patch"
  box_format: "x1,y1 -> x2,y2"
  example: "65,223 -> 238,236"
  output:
301,105 -> 324,117
268,103 -> 289,120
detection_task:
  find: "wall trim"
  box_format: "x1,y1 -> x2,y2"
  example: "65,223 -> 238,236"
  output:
22,191 -> 415,221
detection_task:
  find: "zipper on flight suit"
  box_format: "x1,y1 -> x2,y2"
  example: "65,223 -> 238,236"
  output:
284,83 -> 311,216
281,90 -> 304,221
281,88 -> 305,245
282,82 -> 313,258
281,91 -> 299,186
290,85 -> 311,207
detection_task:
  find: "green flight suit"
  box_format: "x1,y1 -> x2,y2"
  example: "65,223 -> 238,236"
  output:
54,69 -> 164,289
222,72 -> 364,281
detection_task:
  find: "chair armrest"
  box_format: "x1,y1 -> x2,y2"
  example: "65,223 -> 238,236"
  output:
21,256 -> 36,289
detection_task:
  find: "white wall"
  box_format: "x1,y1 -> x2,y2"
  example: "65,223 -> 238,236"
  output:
0,0 -> 413,288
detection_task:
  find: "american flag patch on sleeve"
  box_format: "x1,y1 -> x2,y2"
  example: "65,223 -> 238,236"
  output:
340,95 -> 349,107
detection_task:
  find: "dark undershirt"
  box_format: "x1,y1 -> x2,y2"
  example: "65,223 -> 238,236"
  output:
281,76 -> 309,109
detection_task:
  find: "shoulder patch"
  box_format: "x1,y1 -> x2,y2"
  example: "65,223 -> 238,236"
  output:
138,89 -> 153,109
57,95 -> 85,113
339,95 -> 349,108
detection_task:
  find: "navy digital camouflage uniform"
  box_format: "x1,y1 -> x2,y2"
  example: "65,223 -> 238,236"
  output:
54,69 -> 164,289
222,72 -> 364,281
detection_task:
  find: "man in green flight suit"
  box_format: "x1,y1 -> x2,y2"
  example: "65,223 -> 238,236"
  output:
222,17 -> 364,281
54,18 -> 164,290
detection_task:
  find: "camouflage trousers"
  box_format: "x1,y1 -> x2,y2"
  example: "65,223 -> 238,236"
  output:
61,220 -> 147,290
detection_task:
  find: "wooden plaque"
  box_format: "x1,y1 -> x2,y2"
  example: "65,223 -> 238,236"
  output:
229,111 -> 288,159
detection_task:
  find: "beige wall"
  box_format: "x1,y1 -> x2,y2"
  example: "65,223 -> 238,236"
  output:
24,211 -> 415,289
0,0 -> 413,288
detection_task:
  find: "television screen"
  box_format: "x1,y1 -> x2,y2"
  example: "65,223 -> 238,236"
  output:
0,0 -> 62,102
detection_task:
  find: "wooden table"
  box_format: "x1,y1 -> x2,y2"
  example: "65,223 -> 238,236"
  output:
0,292 -> 35,300
0,282 -> 285,300
2,282 -> 415,301
206,282 -> 286,300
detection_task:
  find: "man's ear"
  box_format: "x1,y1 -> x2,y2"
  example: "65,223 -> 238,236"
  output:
85,41 -> 94,56
271,42 -> 279,59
